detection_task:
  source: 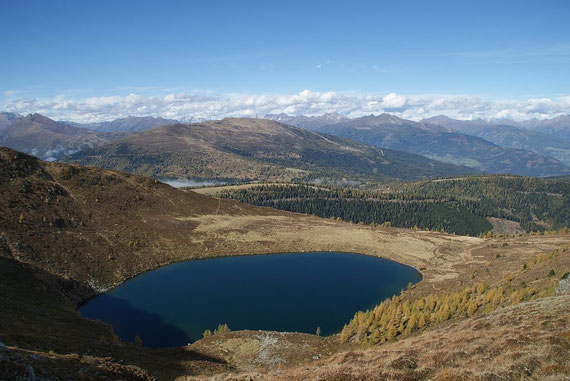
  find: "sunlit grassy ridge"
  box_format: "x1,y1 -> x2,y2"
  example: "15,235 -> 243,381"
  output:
340,244 -> 568,346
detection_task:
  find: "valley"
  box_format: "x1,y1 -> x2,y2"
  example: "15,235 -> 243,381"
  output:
0,147 -> 568,380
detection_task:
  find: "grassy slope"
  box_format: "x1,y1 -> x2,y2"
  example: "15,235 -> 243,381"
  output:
2,231 -> 568,380
65,118 -> 477,183
0,256 -> 234,380
1,147 -> 569,380
228,295 -> 570,381
0,148 -> 478,291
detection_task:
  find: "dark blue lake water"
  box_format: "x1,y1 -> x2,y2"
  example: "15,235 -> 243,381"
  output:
80,252 -> 421,347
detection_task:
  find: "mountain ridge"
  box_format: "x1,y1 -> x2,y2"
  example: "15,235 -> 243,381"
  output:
315,115 -> 570,176
66,117 -> 478,183
422,115 -> 570,165
0,113 -> 123,161
67,115 -> 179,133
3,111 -> 570,177
0,112 -> 23,130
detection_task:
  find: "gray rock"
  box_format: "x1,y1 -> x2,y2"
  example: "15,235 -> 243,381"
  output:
556,277 -> 569,295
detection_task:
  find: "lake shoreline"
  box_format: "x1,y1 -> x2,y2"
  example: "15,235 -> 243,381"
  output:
80,252 -> 423,347
77,249 -> 425,307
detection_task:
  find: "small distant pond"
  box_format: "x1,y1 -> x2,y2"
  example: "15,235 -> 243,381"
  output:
80,252 -> 421,347
159,178 -> 226,188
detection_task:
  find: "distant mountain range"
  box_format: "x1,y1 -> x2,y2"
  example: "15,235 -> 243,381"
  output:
67,116 -> 179,133
0,114 -> 179,161
1,111 -> 570,178
66,118 -> 478,183
510,115 -> 570,141
268,113 -> 570,177
421,115 -> 570,165
0,112 -> 23,129
265,113 -> 349,130
0,114 -> 123,161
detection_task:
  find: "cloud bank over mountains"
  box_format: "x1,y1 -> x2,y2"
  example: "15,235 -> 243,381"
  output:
2,90 -> 569,123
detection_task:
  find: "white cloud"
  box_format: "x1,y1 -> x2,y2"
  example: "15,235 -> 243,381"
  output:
2,90 -> 569,123
380,92 -> 408,111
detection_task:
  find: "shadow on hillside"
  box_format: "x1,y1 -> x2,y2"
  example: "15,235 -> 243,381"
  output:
80,294 -> 191,347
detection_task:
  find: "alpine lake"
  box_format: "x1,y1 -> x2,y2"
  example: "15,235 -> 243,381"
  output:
80,252 -> 422,347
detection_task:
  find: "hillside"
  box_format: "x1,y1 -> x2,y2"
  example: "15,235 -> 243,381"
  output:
0,147 -> 274,289
423,115 -> 570,166
217,184 -> 493,236
225,295 -> 569,381
314,114 -> 570,177
66,117 -> 477,184
1,148 -> 569,380
214,176 -> 570,235
0,146 -> 482,292
0,113 -> 121,161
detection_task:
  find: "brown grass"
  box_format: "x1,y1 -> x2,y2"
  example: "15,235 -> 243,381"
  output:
214,295 -> 570,381
0,148 -> 569,380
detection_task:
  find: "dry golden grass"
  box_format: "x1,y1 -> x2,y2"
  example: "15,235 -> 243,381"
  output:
208,295 -> 570,381
177,212 -> 482,285
1,148 -> 569,380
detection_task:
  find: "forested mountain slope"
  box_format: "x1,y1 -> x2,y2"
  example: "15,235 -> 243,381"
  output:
218,176 -> 570,235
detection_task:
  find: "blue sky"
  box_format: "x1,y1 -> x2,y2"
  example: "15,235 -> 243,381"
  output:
1,0 -> 569,121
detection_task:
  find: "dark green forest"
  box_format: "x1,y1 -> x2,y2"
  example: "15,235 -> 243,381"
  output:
218,176 -> 570,236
